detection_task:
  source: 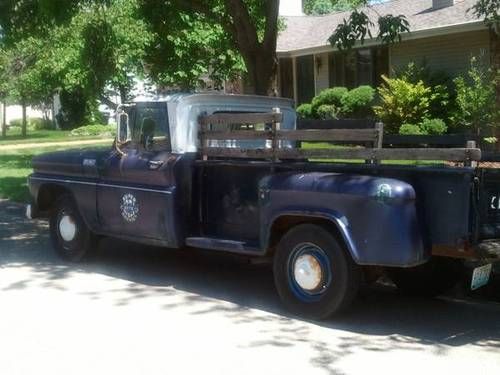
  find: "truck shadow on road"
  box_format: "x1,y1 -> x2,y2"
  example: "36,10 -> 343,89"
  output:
1,199 -> 500,364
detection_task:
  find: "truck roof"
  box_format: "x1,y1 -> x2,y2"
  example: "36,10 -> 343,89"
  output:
130,93 -> 297,154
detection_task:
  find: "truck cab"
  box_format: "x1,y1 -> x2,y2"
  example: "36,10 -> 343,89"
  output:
27,93 -> 499,319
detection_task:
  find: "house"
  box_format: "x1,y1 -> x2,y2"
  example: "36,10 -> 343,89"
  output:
277,0 -> 492,104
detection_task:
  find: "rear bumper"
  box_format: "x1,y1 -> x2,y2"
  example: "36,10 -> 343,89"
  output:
432,240 -> 500,263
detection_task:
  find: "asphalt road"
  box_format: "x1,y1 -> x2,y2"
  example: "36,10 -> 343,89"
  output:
1,199 -> 500,375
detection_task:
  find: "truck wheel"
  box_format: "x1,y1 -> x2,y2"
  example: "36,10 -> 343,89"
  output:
273,224 -> 360,320
50,195 -> 96,262
388,258 -> 463,297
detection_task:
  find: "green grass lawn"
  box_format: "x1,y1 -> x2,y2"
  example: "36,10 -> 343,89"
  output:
0,127 -> 112,146
0,143 -> 111,202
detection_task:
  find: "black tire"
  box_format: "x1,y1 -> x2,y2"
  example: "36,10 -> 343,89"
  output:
50,195 -> 96,262
273,224 -> 361,320
388,257 -> 464,297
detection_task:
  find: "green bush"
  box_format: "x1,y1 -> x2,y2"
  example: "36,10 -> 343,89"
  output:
420,118 -> 447,135
8,118 -> 23,128
311,87 -> 348,114
374,75 -> 448,134
70,124 -> 116,137
8,117 -> 53,130
340,85 -> 375,118
316,104 -> 339,120
399,123 -> 425,135
29,118 -> 53,130
296,103 -> 314,119
452,56 -> 497,134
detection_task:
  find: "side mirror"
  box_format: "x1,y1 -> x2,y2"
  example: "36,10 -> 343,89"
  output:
117,111 -> 130,143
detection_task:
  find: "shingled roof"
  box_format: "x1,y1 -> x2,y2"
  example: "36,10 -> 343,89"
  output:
277,0 -> 484,53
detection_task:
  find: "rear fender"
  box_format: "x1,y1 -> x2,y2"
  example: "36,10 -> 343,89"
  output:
264,210 -> 358,260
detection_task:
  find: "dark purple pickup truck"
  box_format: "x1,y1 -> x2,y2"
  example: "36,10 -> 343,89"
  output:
27,94 -> 499,319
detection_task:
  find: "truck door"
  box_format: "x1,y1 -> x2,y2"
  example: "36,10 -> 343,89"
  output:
97,103 -> 176,243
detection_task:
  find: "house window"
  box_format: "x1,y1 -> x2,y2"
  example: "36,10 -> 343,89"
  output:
296,55 -> 315,105
279,58 -> 294,99
328,47 -> 388,88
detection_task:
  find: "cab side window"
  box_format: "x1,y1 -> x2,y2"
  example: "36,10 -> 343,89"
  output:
133,106 -> 170,151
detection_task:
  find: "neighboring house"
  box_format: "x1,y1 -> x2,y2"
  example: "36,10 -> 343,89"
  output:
277,0 -> 492,104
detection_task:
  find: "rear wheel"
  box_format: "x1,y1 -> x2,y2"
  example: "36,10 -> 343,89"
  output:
50,195 -> 96,262
388,257 -> 464,297
273,224 -> 360,320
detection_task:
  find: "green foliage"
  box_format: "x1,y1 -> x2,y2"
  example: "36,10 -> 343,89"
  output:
452,56 -> 497,134
70,124 -> 116,137
340,85 -> 375,117
28,118 -> 53,130
311,87 -> 348,114
316,104 -> 340,120
377,15 -> 410,45
399,123 -> 425,135
328,10 -> 373,51
374,76 -> 448,134
398,119 -> 447,135
302,86 -> 375,119
303,0 -> 363,15
420,118 -> 447,135
396,62 -> 453,123
472,0 -> 500,33
296,103 -> 314,119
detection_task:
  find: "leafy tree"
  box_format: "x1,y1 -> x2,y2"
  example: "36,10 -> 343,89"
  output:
453,56 -> 497,135
138,0 -> 280,95
303,0 -> 364,15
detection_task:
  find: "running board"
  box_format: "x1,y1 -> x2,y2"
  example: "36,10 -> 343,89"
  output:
185,237 -> 262,255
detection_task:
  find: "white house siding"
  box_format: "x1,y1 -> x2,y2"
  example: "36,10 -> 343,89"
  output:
314,53 -> 330,95
390,30 -> 490,77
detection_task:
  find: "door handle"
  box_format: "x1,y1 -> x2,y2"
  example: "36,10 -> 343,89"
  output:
148,160 -> 164,170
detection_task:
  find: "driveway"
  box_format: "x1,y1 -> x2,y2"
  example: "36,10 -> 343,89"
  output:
1,199 -> 500,375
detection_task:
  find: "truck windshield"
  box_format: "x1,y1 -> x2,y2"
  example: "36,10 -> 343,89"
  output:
130,104 -> 171,151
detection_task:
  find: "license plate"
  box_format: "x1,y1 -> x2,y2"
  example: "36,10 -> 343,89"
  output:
471,264 -> 493,290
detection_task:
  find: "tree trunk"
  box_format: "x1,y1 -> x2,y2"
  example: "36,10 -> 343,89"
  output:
21,101 -> 27,138
243,51 -> 277,95
119,85 -> 129,105
1,102 -> 6,138
491,30 -> 500,121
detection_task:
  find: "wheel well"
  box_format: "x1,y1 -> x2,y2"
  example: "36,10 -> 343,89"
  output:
37,184 -> 72,211
267,215 -> 347,255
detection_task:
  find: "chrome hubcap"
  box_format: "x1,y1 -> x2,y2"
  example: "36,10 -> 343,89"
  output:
59,215 -> 76,242
293,254 -> 324,291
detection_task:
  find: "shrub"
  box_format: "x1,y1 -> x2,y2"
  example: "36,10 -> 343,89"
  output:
296,103 -> 314,119
399,123 -> 425,135
9,118 -> 23,128
341,85 -> 375,118
8,117 -> 53,130
374,75 -> 446,134
70,124 -> 116,137
452,56 -> 497,135
420,118 -> 447,135
29,118 -> 53,130
316,104 -> 339,120
311,87 -> 348,114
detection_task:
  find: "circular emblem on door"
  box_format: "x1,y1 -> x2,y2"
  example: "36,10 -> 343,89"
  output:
120,193 -> 139,222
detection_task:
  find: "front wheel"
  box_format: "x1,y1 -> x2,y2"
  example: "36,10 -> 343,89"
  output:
273,224 -> 360,320
50,195 -> 96,262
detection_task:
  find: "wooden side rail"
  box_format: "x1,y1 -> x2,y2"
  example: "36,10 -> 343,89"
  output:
197,110 -> 481,163
201,147 -> 481,162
